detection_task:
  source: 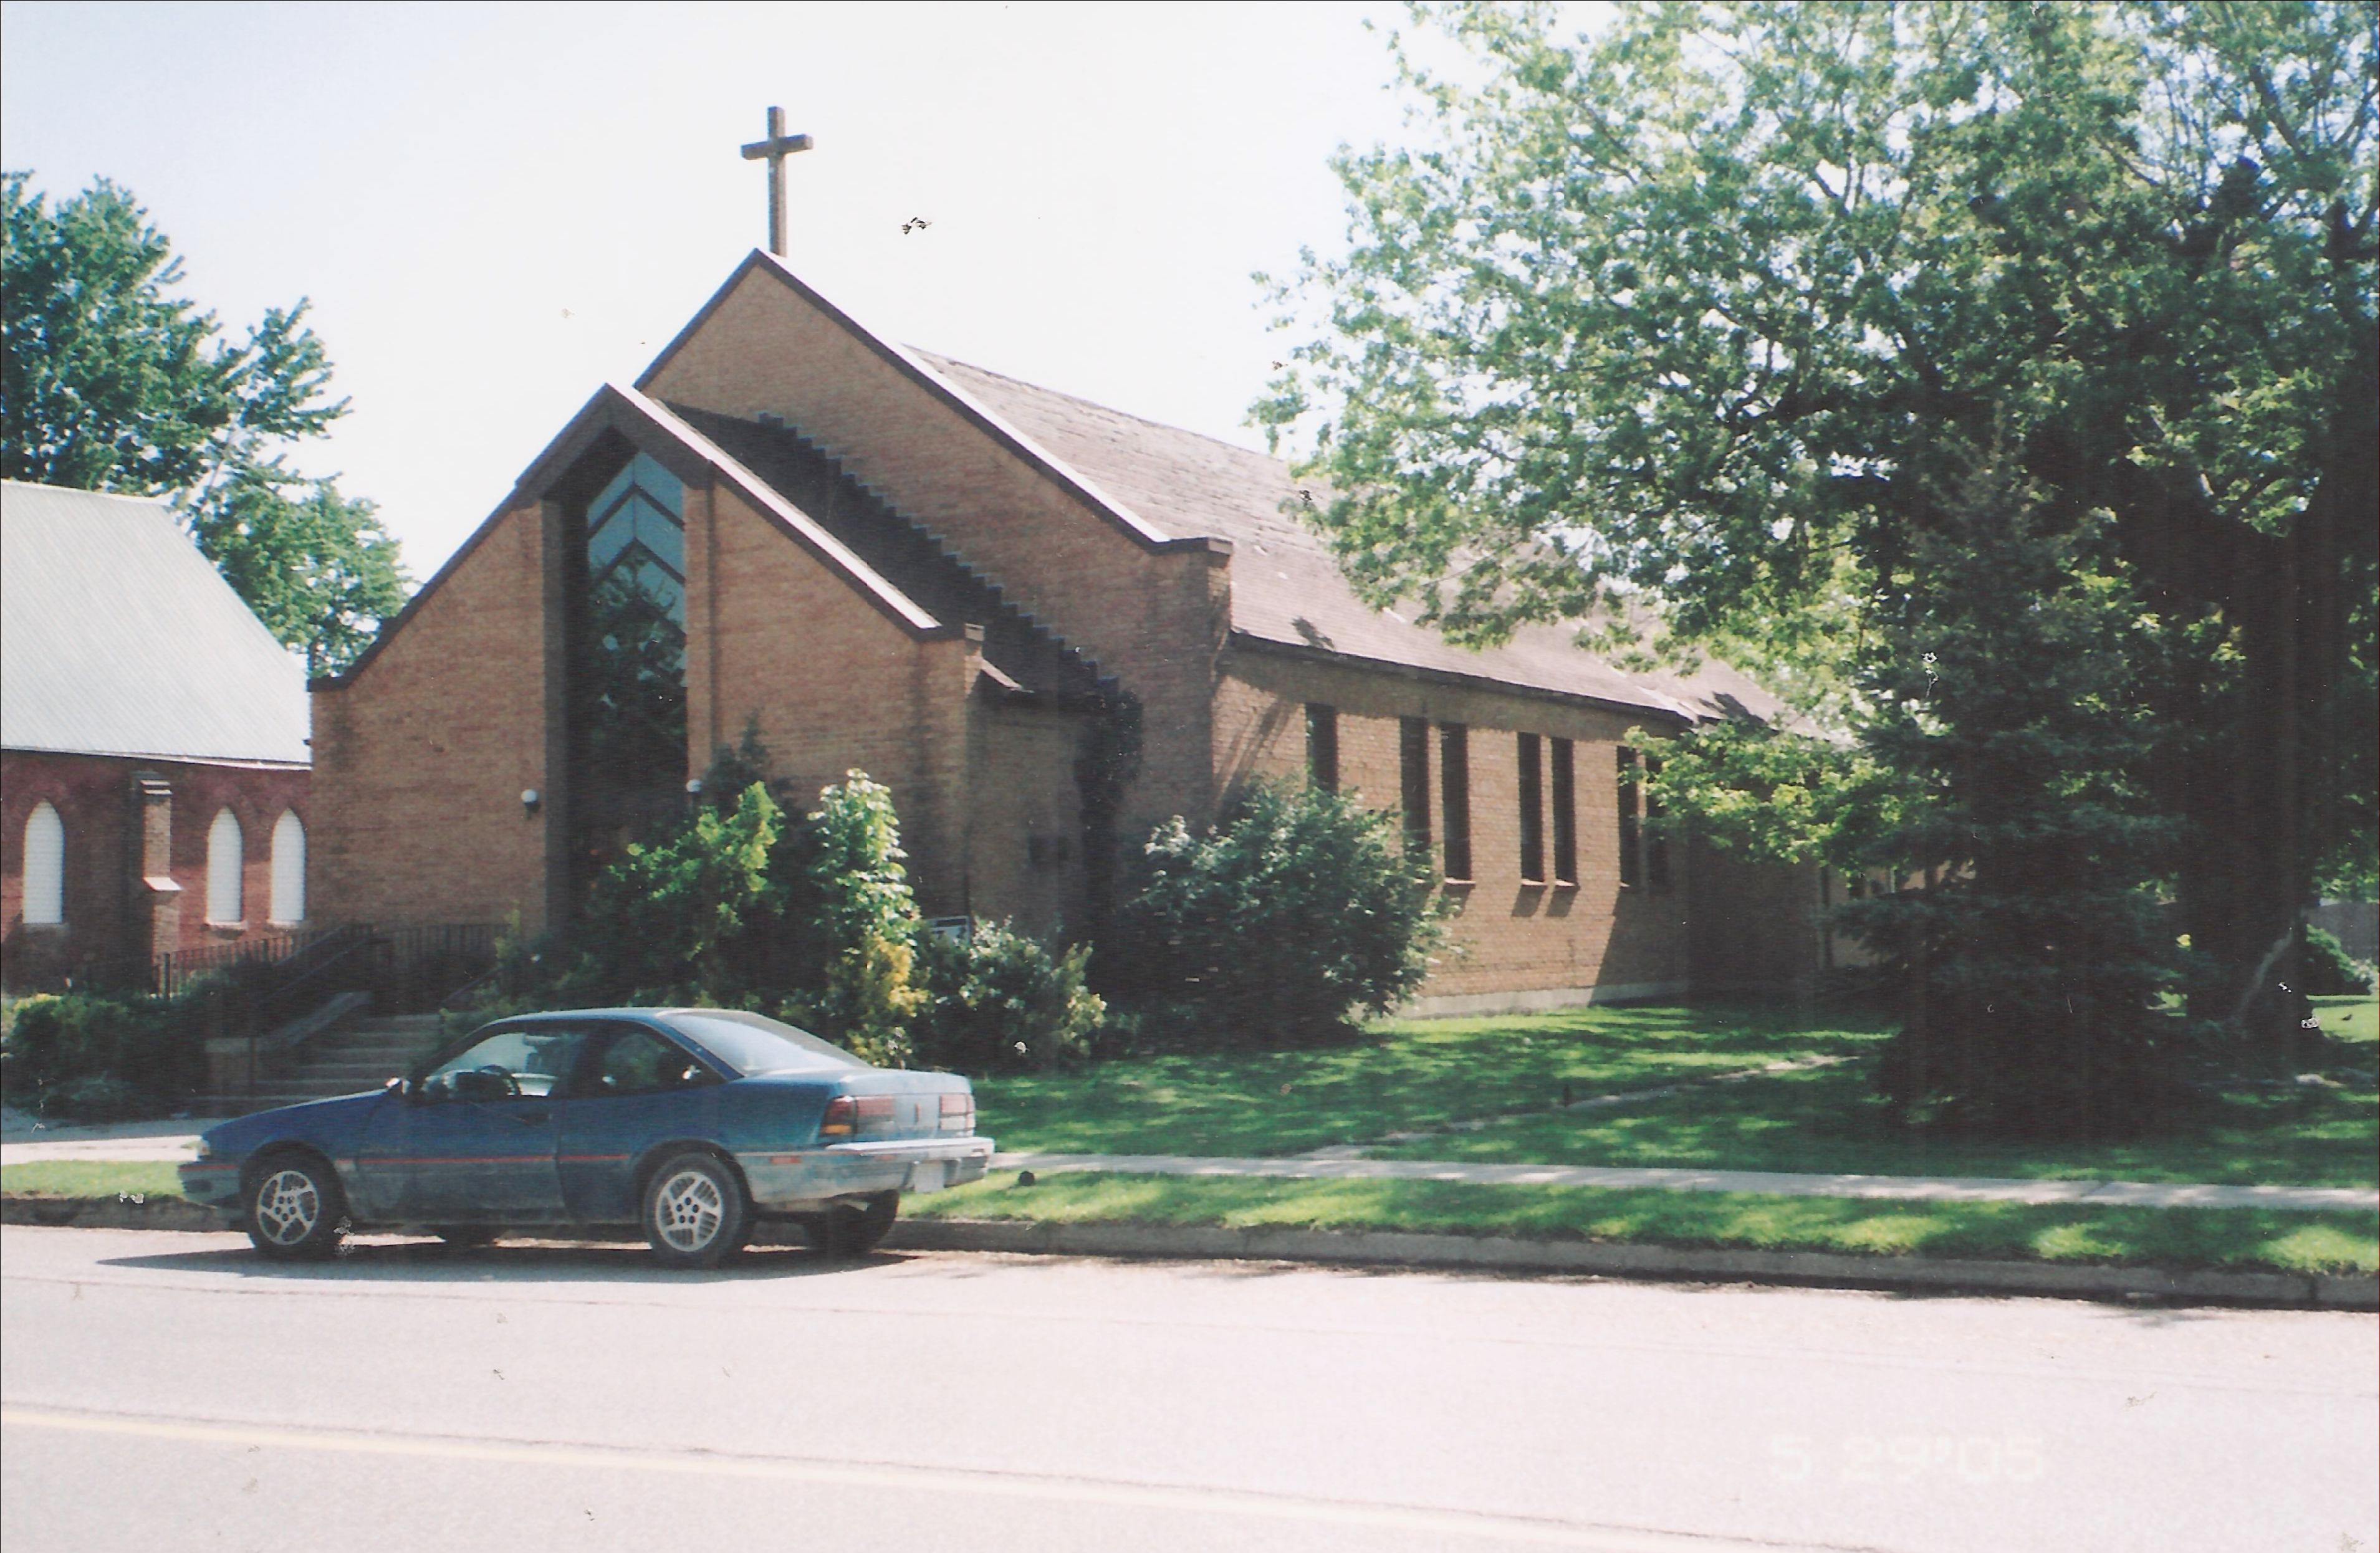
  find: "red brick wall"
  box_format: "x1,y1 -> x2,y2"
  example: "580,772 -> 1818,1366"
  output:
643,268 -> 1230,844
309,502 -> 556,931
1,749 -> 309,988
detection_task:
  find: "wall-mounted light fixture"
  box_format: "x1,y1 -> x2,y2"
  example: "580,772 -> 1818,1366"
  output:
521,788 -> 541,817
685,778 -> 704,798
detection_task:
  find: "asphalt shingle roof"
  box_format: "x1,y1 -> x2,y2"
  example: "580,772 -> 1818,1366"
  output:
911,354 -> 1780,725
0,480 -> 309,765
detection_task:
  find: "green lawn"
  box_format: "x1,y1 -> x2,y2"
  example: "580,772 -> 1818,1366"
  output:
0,1161 -> 183,1199
975,1002 -> 1894,1157
1369,993 -> 2378,1187
971,994 -> 2376,1188
910,1170 -> 2378,1276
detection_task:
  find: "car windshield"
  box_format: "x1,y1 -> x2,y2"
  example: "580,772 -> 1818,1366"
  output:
659,1009 -> 865,1076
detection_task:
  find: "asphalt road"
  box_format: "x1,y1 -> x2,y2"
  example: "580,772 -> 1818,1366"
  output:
2,1225 -> 2372,1553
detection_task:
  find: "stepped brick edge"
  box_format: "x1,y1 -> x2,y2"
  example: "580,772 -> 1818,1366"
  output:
5,1196 -> 2369,1311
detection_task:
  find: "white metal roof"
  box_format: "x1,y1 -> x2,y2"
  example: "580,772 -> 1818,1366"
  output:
0,480 -> 310,765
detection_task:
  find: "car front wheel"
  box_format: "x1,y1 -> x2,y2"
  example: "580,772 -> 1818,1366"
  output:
642,1152 -> 747,1269
244,1155 -> 347,1261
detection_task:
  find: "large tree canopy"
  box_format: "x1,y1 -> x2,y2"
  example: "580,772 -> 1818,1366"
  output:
2,173 -> 409,672
1262,1 -> 2375,1068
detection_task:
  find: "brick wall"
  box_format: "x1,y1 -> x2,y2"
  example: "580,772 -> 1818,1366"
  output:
1214,645 -> 1803,1010
641,266 -> 1231,844
310,502 -> 555,931
701,482 -> 976,917
1,749 -> 309,987
964,695 -> 1093,937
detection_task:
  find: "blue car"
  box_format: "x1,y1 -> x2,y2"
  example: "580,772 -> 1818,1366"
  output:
177,1008 -> 993,1267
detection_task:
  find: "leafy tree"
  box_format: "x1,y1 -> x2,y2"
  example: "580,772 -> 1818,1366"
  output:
190,469 -> 411,675
1115,781 -> 1447,1045
2,172 -> 408,672
1259,1 -> 2376,1051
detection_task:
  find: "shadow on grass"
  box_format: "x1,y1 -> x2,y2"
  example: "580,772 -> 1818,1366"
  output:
981,1002 -> 1898,1157
1370,1041 -> 2379,1188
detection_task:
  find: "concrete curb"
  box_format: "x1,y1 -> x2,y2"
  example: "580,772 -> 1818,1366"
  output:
1,1196 -> 229,1232
884,1217 -> 2380,1311
6,1197 -> 2371,1311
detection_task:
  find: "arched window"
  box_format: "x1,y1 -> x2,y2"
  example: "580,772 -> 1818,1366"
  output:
269,810 -> 306,924
206,808 -> 244,924
21,801 -> 65,925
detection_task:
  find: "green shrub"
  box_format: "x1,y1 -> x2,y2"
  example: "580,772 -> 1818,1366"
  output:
2304,925 -> 2376,996
573,782 -> 789,1003
782,772 -> 924,1067
0,988 -> 211,1115
36,1075 -> 148,1122
1111,781 -> 1447,1046
912,920 -> 1105,1073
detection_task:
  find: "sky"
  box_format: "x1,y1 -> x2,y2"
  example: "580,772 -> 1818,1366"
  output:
1,0 -> 1469,579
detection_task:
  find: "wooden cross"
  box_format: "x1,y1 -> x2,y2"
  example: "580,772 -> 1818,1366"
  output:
739,106 -> 813,257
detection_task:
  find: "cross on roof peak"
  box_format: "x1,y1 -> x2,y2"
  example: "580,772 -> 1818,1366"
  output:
739,106 -> 813,257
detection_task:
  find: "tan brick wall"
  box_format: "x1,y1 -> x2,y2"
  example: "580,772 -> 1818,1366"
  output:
702,483 -> 975,917
312,502 -> 554,930
964,696 -> 1093,937
643,267 -> 1227,842
1215,646 -> 1707,1007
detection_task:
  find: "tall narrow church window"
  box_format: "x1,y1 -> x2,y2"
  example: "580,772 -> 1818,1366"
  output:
573,449 -> 691,877
1550,737 -> 1577,886
1439,723 -> 1472,882
1617,746 -> 1641,889
269,810 -> 306,924
1399,717 -> 1431,860
21,801 -> 64,924
206,808 -> 244,924
1644,755 -> 1672,889
1305,704 -> 1339,793
1517,732 -> 1544,884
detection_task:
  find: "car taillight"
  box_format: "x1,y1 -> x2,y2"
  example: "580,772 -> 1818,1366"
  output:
940,1092 -> 974,1134
820,1094 -> 895,1139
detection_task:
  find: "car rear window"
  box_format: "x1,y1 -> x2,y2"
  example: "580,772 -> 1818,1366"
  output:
660,1010 -> 866,1076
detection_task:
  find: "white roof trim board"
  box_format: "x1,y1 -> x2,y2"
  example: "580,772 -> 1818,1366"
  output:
0,481 -> 310,766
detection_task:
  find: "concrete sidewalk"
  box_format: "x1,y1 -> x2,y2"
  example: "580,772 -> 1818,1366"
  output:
988,1152 -> 2378,1213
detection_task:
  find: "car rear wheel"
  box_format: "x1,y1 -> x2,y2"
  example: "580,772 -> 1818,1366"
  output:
244,1155 -> 347,1261
642,1152 -> 747,1269
817,1192 -> 898,1257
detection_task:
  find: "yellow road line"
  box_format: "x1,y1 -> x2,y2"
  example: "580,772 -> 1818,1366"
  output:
1,1404 -> 1836,1552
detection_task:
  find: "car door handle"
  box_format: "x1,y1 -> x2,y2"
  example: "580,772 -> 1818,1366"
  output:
513,1111 -> 551,1125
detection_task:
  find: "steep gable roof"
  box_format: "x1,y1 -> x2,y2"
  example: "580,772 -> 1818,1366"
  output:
0,480 -> 309,765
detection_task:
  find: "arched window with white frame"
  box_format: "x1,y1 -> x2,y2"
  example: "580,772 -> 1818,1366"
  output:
21,801 -> 65,925
269,810 -> 306,925
206,808 -> 244,925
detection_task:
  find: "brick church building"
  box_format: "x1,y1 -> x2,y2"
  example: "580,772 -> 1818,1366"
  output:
310,252 -> 1818,1013
2,482 -> 312,989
